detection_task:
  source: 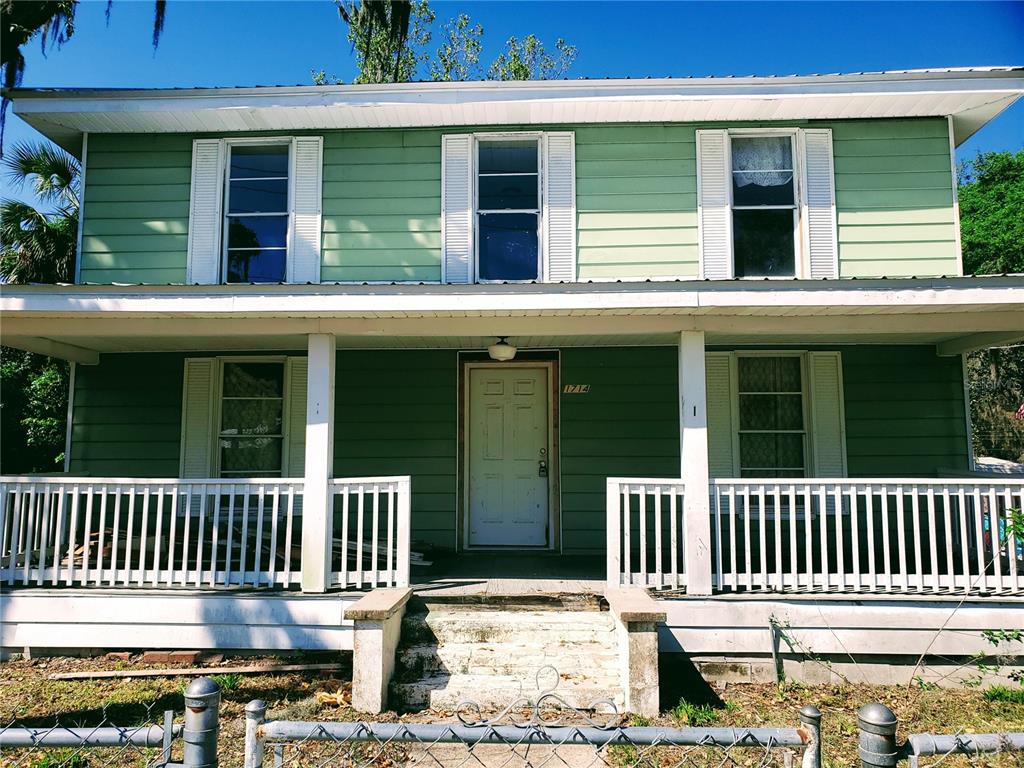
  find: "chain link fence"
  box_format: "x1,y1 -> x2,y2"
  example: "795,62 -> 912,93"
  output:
0,677 -> 219,768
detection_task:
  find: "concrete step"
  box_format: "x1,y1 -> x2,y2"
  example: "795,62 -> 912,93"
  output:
396,642 -> 621,680
390,672 -> 625,712
401,609 -> 616,646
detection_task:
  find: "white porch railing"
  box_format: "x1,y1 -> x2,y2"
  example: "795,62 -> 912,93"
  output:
0,478 -> 303,588
606,478 -> 687,589
607,477 -> 1024,595
330,476 -> 411,589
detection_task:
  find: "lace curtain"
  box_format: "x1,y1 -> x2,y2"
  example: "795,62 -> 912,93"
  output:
732,136 -> 793,188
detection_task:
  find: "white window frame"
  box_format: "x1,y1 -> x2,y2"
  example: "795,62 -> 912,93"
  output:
472,132 -> 545,284
729,351 -> 812,478
221,137 -> 294,285
212,355 -> 292,478
727,128 -> 808,279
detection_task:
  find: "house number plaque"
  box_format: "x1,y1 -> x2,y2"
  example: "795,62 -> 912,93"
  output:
562,384 -> 590,394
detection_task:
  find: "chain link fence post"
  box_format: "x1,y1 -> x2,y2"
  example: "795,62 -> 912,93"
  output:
245,699 -> 267,768
183,677 -> 221,768
799,705 -> 822,768
858,703 -> 900,768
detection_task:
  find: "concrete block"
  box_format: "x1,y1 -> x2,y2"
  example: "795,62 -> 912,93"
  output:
351,588 -> 412,713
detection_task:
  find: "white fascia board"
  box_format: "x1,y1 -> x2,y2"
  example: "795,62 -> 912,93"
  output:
12,70 -> 1024,152
2,278 -> 1023,318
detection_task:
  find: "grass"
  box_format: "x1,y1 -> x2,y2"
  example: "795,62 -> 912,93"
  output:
210,673 -> 243,692
3,656 -> 1024,768
983,685 -> 1024,704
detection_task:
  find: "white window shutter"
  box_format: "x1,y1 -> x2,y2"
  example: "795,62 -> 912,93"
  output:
186,139 -> 225,285
442,134 -> 473,284
809,351 -> 847,477
180,358 -> 216,478
802,129 -> 838,279
696,130 -> 732,280
705,353 -> 736,478
289,137 -> 323,284
285,357 -> 308,478
543,132 -> 577,282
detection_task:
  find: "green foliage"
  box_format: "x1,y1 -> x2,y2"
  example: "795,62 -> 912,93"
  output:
31,751 -> 89,768
670,699 -> 717,726
429,13 -> 483,82
210,673 -> 242,691
959,150 -> 1024,276
328,1 -> 576,84
0,347 -> 69,474
959,151 -> 1024,464
984,685 -> 1024,704
488,35 -> 577,81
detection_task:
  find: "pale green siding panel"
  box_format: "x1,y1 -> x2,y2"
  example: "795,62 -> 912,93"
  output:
575,124 -> 698,280
77,118 -> 957,284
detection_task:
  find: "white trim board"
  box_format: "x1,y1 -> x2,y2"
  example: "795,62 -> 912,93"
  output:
1,591 -> 360,652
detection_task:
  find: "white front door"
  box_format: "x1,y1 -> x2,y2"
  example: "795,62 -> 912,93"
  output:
467,366 -> 550,547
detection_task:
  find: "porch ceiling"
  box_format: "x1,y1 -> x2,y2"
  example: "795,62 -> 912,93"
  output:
2,277 -> 1022,362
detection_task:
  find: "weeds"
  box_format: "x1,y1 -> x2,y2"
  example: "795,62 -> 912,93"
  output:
671,699 -> 717,726
984,685 -> 1024,704
31,751 -> 89,768
210,673 -> 242,691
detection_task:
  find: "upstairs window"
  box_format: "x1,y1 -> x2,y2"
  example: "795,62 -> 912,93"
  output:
731,135 -> 798,278
218,361 -> 285,477
476,138 -> 540,281
224,144 -> 290,283
736,355 -> 806,478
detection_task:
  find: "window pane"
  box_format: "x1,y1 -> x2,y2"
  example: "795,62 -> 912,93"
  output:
479,174 -> 538,210
219,436 -> 282,474
478,213 -> 538,281
227,249 -> 287,283
733,209 -> 795,277
228,216 -> 288,250
732,136 -> 794,206
221,399 -> 282,436
739,433 -> 805,471
230,145 -> 288,178
228,178 -> 288,213
478,140 -> 537,174
738,357 -> 801,392
222,363 -> 284,397
739,394 -> 804,430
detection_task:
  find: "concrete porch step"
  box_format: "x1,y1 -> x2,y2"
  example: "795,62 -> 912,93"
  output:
396,642 -> 621,680
401,609 -> 616,645
390,672 -> 625,712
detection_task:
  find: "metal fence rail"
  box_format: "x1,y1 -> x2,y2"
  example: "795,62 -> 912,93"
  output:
0,678 -> 219,768
244,697 -> 822,768
859,703 -> 1024,768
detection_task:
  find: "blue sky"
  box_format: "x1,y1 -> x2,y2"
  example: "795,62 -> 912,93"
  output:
3,0 -> 1023,204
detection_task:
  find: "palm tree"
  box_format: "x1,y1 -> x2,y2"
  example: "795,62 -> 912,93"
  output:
1,141 -> 80,283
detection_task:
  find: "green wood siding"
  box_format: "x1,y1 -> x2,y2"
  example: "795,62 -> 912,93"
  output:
68,352 -> 185,476
65,344 -> 969,553
841,345 -> 970,475
559,347 -> 681,552
322,130 -> 443,282
332,350 -> 457,548
78,118 -> 958,285
81,135 -> 192,284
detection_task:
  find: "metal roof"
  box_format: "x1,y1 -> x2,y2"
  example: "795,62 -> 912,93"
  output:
9,67 -> 1023,154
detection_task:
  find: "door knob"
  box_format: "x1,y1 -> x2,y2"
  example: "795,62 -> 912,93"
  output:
538,460 -> 548,477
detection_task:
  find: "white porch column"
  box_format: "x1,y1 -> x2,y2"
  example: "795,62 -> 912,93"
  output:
301,333 -> 336,593
679,331 -> 713,596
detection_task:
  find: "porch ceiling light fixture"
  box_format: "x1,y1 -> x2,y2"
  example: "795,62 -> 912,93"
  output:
488,337 -> 517,362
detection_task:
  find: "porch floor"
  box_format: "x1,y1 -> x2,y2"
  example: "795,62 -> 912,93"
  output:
410,552 -> 605,596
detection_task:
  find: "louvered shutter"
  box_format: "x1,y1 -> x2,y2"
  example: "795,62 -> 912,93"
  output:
289,137 -> 323,284
696,130 -> 732,280
705,353 -> 736,478
543,132 -> 577,282
186,140 -> 226,285
442,134 -> 473,284
809,352 -> 847,477
180,358 -> 216,478
285,357 -> 308,478
802,129 -> 838,279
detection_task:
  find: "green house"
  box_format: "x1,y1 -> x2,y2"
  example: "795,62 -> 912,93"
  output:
2,69 -> 1022,694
